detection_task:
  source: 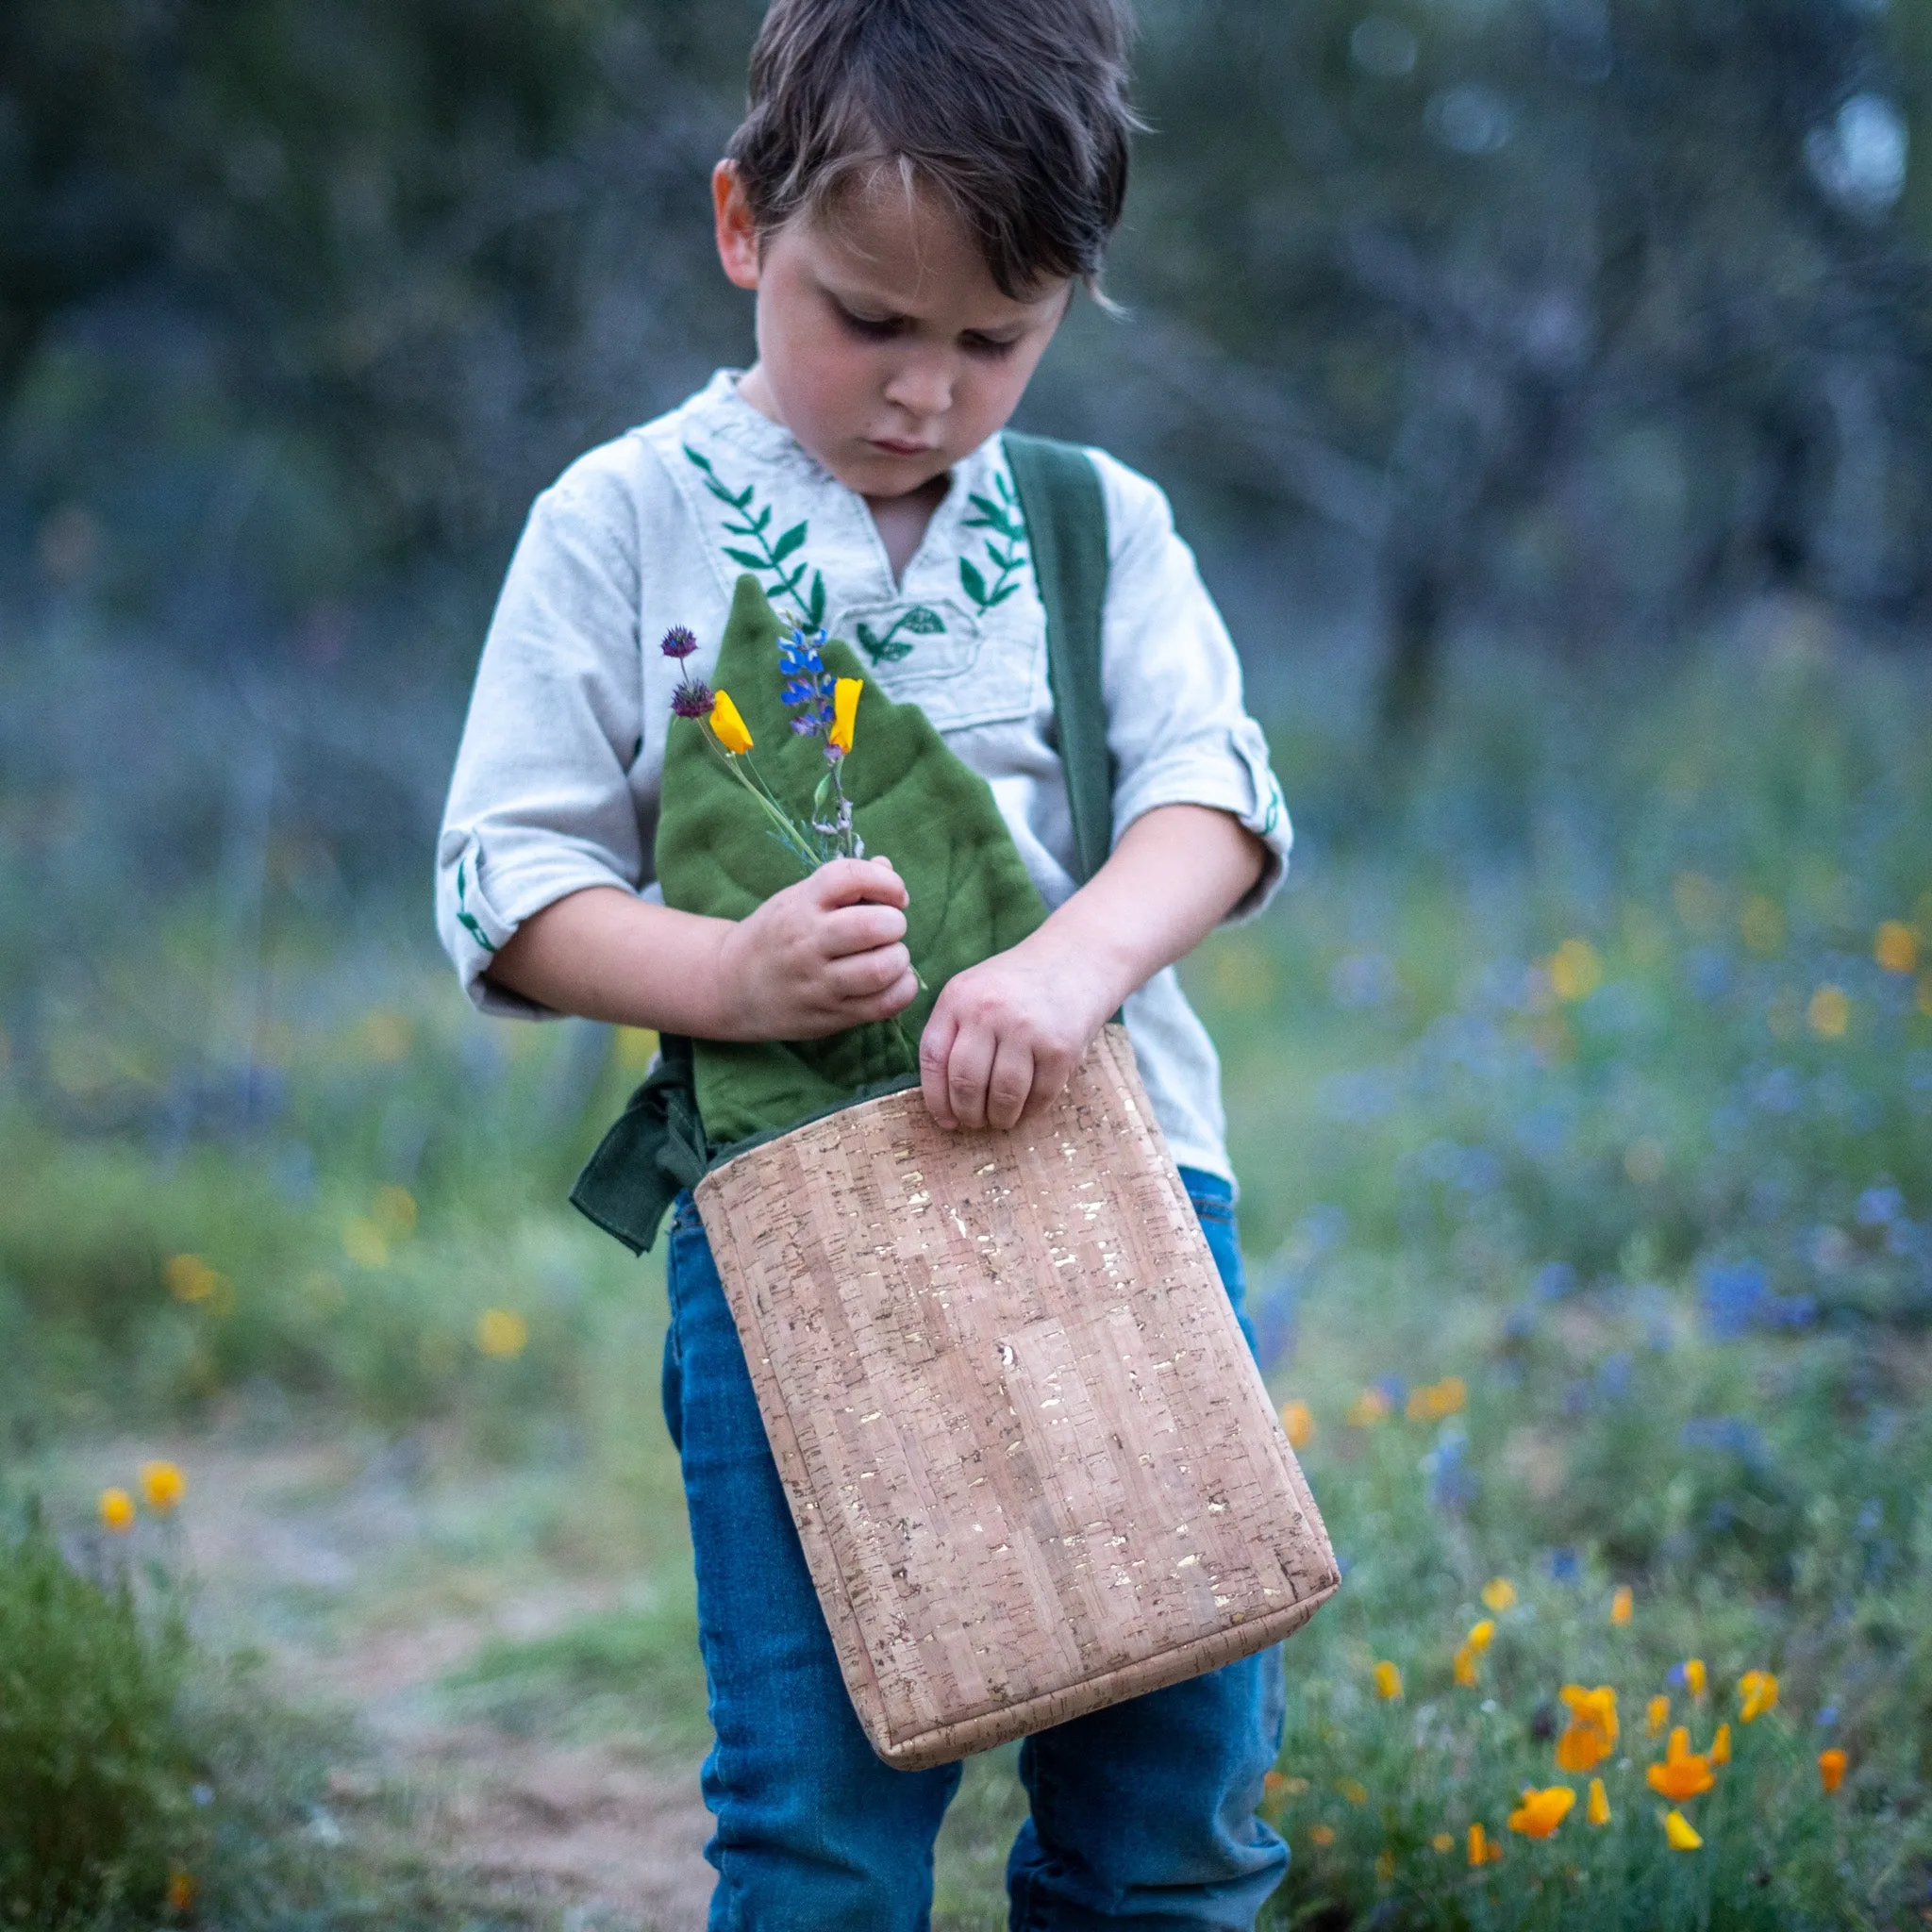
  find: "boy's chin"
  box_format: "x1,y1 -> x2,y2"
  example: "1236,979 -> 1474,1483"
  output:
830,443 -> 956,503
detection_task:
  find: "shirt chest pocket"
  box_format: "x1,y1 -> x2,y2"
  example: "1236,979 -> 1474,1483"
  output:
830,592 -> 1046,734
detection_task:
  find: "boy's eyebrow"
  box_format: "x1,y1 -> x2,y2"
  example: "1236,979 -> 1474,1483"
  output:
815,268 -> 1049,335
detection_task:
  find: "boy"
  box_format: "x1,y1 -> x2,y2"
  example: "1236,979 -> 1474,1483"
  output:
438,1 -> 1294,1924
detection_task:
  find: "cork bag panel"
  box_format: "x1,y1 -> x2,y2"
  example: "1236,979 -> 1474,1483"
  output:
694,1025 -> 1339,1769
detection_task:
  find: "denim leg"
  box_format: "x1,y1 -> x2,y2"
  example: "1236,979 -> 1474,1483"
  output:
663,1197 -> 960,1931
1006,1170 -> 1290,1930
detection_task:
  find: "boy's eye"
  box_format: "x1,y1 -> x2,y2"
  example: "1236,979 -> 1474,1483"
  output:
962,332 -> 1021,359
835,303 -> 904,341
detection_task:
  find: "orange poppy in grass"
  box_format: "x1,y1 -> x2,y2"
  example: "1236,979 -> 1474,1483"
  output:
1710,1723 -> 1731,1766
1507,1786 -> 1575,1840
1738,1669 -> 1779,1722
1555,1685 -> 1618,1773
1609,1584 -> 1633,1625
99,1488 -> 135,1533
1647,1727 -> 1716,1801
1819,1748 -> 1848,1793
1683,1657 -> 1707,1698
1453,1644 -> 1479,1688
1467,1822 -> 1504,1866
1646,1694 -> 1670,1736
1661,1809 -> 1703,1851
1586,1778 -> 1610,1826
1373,1661 -> 1403,1701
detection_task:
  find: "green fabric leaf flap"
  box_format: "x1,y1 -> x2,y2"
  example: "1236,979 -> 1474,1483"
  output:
654,574 -> 1050,1150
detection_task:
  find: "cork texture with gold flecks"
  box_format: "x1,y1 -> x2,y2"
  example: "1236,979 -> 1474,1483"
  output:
693,1024 -> 1340,1770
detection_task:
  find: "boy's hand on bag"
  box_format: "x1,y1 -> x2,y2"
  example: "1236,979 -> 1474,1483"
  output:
717,857 -> 918,1040
918,934 -> 1114,1133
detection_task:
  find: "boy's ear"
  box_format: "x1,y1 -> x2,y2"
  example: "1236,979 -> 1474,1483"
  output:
713,161 -> 762,291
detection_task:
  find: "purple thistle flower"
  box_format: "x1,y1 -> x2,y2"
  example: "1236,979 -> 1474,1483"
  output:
670,677 -> 714,719
661,625 -> 699,659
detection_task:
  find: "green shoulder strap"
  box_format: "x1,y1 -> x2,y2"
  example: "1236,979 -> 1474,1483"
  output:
571,435 -> 1114,1255
1004,432 -> 1115,885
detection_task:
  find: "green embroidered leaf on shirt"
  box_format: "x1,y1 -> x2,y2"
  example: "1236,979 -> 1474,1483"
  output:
455,859 -> 497,954
959,468 -> 1029,614
683,444 -> 826,627
855,604 -> 946,664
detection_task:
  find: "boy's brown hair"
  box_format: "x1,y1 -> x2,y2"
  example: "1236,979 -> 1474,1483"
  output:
726,0 -> 1139,299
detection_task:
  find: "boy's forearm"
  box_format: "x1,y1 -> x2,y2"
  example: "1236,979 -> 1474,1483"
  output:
486,889 -> 736,1035
1024,805 -> 1267,1024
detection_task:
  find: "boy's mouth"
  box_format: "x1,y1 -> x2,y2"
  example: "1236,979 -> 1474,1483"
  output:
867,437 -> 937,458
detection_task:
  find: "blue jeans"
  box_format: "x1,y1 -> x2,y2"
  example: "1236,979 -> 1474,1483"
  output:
662,1167 -> 1288,1931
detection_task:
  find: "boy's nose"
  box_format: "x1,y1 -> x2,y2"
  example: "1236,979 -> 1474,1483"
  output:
881,352 -> 953,422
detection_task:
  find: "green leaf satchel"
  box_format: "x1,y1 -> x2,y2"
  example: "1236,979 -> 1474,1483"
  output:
570,433 -> 1113,1255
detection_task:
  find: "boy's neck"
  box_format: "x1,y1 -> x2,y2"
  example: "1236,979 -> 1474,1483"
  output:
735,365 -> 949,585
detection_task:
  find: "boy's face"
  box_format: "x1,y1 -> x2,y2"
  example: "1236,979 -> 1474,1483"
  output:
715,161 -> 1073,503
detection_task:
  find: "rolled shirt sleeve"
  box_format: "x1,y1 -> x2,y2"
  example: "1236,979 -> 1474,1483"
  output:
435,447 -> 651,1016
1089,450 -> 1291,922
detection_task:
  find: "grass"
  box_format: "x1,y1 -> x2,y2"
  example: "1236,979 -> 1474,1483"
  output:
4,613 -> 1932,1923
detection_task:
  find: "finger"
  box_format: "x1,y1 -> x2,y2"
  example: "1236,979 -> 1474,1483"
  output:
984,1036 -> 1035,1132
1019,1044 -> 1076,1123
818,902 -> 908,958
812,857 -> 908,911
825,942 -> 910,1000
945,1022 -> 997,1133
920,1007 -> 960,1129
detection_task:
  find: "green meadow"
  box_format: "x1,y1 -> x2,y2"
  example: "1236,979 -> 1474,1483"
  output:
4,617 -> 1929,1926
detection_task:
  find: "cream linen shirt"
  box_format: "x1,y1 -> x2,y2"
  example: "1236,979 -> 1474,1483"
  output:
436,370 -> 1291,1184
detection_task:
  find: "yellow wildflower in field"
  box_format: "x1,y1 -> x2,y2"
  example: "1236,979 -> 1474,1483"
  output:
139,1460 -> 185,1513
1374,1661 -> 1403,1701
1467,1618 -> 1495,1653
1346,1388 -> 1391,1427
1647,1694 -> 1670,1736
1310,1824 -> 1336,1847
1467,1822 -> 1504,1866
1433,1832 -> 1456,1853
1406,1375 -> 1466,1422
166,1871 -> 196,1912
1807,985 -> 1850,1039
1740,894 -> 1784,955
1610,1584 -> 1633,1625
1818,1748 -> 1848,1793
1875,920 -> 1919,974
1454,1644 -> 1479,1688
1684,1657 -> 1707,1698
1508,1786 -> 1575,1839
1548,938 -> 1603,1003
1278,1400 -> 1315,1448
1480,1578 -> 1517,1612
828,676 -> 863,754
1738,1669 -> 1779,1722
476,1308 -> 529,1359
1647,1727 -> 1716,1801
1375,1849 -> 1395,1885
373,1184 -> 418,1238
99,1487 -> 135,1532
1556,1685 -> 1618,1772
709,690 -> 754,754
1587,1778 -> 1610,1826
1661,1809 -> 1703,1851
1341,1779 -> 1370,1807
165,1254 -> 221,1304
1710,1723 -> 1731,1766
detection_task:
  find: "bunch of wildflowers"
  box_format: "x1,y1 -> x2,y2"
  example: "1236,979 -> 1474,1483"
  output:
663,625 -> 864,874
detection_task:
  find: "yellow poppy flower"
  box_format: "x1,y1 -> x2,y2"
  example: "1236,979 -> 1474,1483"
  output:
1453,1644 -> 1478,1688
1373,1660 -> 1403,1701
138,1460 -> 186,1513
1341,1778 -> 1370,1807
1647,1694 -> 1670,1736
1610,1584 -> 1633,1626
1555,1684 -> 1618,1772
1587,1778 -> 1610,1826
1507,1786 -> 1575,1840
1480,1578 -> 1517,1613
475,1308 -> 528,1359
1311,1824 -> 1336,1847
828,676 -> 862,754
1346,1388 -> 1391,1426
1738,1669 -> 1779,1722
166,1871 -> 197,1912
1710,1723 -> 1731,1766
1467,1821 -> 1505,1866
709,690 -> 754,755
1278,1400 -> 1315,1448
1684,1657 -> 1707,1698
1661,1808 -> 1703,1851
1875,920 -> 1919,974
99,1487 -> 136,1533
1818,1748 -> 1847,1793
1467,1619 -> 1495,1654
1433,1832 -> 1456,1853
1646,1726 -> 1716,1801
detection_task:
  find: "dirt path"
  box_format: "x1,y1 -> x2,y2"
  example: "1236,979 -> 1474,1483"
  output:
96,1431 -> 720,1930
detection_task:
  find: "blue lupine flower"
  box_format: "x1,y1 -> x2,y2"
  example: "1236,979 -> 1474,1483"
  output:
1536,1261 -> 1576,1301
1680,1415 -> 1767,1465
1546,1547 -> 1580,1584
